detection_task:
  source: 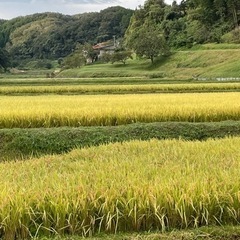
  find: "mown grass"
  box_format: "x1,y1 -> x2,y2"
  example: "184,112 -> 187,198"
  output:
39,225 -> 240,239
0,69 -> 53,79
57,59 -> 155,79
1,121 -> 240,160
170,50 -> 240,78
0,82 -> 239,95
0,137 -> 240,239
0,77 -> 173,86
190,43 -> 240,50
0,93 -> 239,128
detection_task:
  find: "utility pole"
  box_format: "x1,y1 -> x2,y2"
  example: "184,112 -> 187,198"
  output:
113,35 -> 116,47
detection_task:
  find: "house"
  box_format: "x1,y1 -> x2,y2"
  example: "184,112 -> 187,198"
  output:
93,40 -> 117,58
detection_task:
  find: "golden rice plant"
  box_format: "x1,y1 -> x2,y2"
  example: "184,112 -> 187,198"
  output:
0,82 -> 239,94
0,92 -> 239,128
0,137 -> 239,239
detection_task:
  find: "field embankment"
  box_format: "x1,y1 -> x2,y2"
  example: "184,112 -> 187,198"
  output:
1,121 -> 240,160
0,137 -> 240,239
37,226 -> 240,240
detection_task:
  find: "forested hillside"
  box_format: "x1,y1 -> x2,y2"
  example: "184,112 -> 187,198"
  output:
0,6 -> 133,60
125,0 -> 240,50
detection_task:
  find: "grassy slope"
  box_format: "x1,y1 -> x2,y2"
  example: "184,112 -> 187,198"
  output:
57,45 -> 240,80
1,121 -> 240,160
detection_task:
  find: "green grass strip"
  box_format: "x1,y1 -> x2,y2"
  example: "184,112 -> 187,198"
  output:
1,121 -> 240,160
38,225 -> 240,239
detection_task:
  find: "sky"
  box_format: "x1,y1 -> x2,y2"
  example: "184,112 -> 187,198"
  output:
0,0 -> 176,20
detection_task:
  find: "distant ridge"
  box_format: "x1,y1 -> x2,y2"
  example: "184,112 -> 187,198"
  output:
0,6 -> 134,60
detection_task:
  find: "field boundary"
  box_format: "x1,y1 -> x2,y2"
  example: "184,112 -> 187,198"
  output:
1,121 -> 240,160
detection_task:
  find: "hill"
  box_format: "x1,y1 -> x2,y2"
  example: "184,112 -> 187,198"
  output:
0,7 -> 133,60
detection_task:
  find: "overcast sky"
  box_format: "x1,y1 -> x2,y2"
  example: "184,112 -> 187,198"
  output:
0,0 -> 176,20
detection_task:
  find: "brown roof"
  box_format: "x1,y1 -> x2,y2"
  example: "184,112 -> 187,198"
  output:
93,41 -> 114,50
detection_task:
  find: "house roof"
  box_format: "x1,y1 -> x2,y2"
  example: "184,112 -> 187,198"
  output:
93,41 -> 115,50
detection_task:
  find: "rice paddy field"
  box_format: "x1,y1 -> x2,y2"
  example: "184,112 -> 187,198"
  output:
0,73 -> 240,239
1,138 -> 240,239
0,82 -> 240,95
0,92 -> 239,128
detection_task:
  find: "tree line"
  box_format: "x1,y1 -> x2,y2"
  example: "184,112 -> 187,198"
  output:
124,0 -> 240,63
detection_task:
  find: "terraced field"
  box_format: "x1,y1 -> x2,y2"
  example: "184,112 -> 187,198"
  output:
0,82 -> 239,95
0,92 -> 239,128
1,138 -> 240,239
0,75 -> 240,239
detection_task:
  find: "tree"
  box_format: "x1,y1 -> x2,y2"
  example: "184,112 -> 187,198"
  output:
125,24 -> 169,63
0,48 -> 10,72
101,52 -> 112,63
227,0 -> 240,27
62,51 -> 86,69
81,43 -> 99,63
110,51 -> 133,64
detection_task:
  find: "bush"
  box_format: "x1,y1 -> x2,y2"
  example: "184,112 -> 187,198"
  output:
62,52 -> 86,69
25,59 -> 53,69
222,29 -> 240,44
